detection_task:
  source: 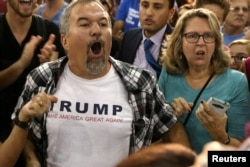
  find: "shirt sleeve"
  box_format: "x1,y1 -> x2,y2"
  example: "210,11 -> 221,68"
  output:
115,0 -> 129,20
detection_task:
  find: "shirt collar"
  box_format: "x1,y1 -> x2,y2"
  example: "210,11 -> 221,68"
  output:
142,24 -> 168,46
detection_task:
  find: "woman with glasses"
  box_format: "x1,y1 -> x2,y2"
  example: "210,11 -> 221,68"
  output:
228,39 -> 250,70
158,8 -> 250,153
229,39 -> 250,91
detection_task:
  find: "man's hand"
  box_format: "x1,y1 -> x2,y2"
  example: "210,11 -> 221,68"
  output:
38,34 -> 57,63
18,35 -> 43,69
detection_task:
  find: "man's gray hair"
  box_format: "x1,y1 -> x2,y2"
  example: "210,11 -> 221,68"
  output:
59,0 -> 105,36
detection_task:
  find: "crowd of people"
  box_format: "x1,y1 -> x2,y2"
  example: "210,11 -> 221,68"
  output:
0,0 -> 250,167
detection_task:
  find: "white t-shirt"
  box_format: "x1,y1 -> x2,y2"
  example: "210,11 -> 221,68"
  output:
46,64 -> 133,167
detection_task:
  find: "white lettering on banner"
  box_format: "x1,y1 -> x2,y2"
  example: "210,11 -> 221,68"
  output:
125,8 -> 139,25
128,8 -> 139,18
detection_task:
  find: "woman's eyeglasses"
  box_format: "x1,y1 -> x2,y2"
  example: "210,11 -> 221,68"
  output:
183,32 -> 215,43
230,53 -> 248,63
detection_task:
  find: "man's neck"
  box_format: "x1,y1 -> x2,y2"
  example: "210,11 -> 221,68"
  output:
222,24 -> 245,35
5,12 -> 32,45
6,11 -> 32,33
45,0 -> 67,10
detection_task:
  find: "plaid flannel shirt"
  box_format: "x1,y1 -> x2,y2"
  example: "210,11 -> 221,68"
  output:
12,56 -> 177,166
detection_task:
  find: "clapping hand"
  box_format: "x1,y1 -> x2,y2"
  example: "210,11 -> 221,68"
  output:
38,34 -> 58,63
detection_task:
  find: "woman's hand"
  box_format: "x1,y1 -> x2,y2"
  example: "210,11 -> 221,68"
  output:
195,100 -> 228,141
18,92 -> 58,122
171,97 -> 193,117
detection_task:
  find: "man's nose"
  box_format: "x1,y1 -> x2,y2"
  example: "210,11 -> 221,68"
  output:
145,6 -> 153,16
90,23 -> 101,36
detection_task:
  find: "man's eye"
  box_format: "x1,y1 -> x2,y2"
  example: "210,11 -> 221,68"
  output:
141,3 -> 149,8
154,5 -> 162,10
80,23 -> 89,27
100,23 -> 108,27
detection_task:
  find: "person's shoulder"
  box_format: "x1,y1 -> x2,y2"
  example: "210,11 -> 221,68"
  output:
222,68 -> 247,82
33,15 -> 61,41
226,68 -> 245,76
123,28 -> 142,39
32,14 -> 58,28
43,56 -> 67,70
159,71 -> 184,83
126,27 -> 142,34
35,3 -> 46,14
31,57 -> 67,76
111,57 -> 155,80
42,17 -> 59,28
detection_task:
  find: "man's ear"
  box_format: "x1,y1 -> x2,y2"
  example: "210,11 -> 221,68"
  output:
61,34 -> 69,50
168,7 -> 176,21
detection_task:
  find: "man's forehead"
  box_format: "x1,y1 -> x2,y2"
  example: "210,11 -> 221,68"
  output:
71,2 -> 107,17
71,12 -> 109,22
230,0 -> 248,4
72,1 -> 105,11
71,3 -> 108,19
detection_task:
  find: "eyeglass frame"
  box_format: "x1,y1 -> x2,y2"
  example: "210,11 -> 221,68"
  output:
183,32 -> 216,43
229,7 -> 249,13
230,53 -> 248,63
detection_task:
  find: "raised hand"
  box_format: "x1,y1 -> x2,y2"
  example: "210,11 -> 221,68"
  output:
38,34 -> 57,63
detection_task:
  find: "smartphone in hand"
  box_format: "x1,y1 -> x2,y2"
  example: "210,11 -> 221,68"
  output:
207,97 -> 230,116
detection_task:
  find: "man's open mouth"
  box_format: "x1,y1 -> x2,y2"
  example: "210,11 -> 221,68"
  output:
91,42 -> 102,54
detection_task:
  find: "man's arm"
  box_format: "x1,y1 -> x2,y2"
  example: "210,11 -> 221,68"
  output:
23,139 -> 41,167
112,20 -> 124,44
0,33 -> 59,90
0,36 -> 42,90
161,121 -> 191,148
0,59 -> 28,90
0,92 -> 57,167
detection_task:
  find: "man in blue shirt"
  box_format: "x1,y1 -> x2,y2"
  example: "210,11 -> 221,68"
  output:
112,0 -> 140,43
